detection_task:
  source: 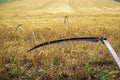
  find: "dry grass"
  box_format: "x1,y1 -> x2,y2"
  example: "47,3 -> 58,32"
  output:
0,0 -> 120,80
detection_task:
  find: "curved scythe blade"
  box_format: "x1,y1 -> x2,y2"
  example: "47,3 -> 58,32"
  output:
28,37 -> 100,52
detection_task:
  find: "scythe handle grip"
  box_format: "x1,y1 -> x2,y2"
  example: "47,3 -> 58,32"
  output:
101,38 -> 120,70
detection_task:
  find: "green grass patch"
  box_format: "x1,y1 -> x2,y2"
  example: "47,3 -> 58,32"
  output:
0,0 -> 15,3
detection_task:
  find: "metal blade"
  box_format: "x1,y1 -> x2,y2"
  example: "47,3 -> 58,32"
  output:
28,37 -> 100,52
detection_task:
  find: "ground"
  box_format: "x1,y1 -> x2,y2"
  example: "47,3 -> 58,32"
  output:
0,0 -> 120,80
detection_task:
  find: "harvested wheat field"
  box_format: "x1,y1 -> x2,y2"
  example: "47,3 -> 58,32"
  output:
0,0 -> 120,80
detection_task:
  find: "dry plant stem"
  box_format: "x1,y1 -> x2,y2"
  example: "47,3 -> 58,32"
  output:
1,48 -> 10,80
14,24 -> 22,33
32,31 -> 36,46
33,54 -> 39,78
16,40 -> 21,80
